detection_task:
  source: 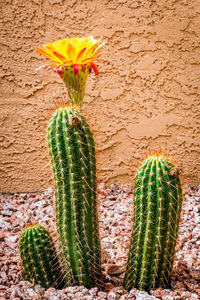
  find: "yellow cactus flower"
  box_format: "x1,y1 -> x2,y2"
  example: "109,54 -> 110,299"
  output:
36,36 -> 106,76
36,37 -> 107,107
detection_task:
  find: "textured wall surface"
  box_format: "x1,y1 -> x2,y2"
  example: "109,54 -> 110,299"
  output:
0,0 -> 200,192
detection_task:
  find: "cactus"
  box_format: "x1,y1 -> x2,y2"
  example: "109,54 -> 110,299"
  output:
19,36 -> 106,289
19,224 -> 64,288
123,155 -> 183,292
47,106 -> 101,288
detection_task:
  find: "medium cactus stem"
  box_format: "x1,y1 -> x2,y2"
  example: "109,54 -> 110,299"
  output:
123,155 -> 183,292
47,106 -> 101,288
19,225 -> 64,289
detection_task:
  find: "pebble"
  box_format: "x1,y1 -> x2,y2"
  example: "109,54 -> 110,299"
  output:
107,290 -> 120,299
98,183 -> 108,196
107,195 -> 117,201
2,210 -> 13,216
0,218 -> 11,229
5,235 -> 18,244
89,287 -> 98,296
46,295 -> 61,300
193,205 -> 200,212
106,264 -> 126,275
189,266 -> 200,280
97,291 -> 108,299
136,291 -> 159,300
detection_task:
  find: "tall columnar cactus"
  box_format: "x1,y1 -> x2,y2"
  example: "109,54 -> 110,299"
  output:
47,106 -> 101,288
123,155 -> 183,292
19,225 -> 64,288
34,36 -> 106,288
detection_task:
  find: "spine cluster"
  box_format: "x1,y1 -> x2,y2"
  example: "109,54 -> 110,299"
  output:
123,155 -> 183,292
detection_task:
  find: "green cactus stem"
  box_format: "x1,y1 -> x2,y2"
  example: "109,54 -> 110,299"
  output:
123,155 -> 183,292
62,65 -> 89,107
19,224 -> 64,288
47,106 -> 101,288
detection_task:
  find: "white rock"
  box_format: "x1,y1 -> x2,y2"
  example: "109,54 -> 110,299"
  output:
0,218 -> 11,229
136,290 -> 159,300
5,235 -> 18,243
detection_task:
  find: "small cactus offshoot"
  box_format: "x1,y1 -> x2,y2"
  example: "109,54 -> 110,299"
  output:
19,224 -> 64,289
47,106 -> 102,288
123,155 -> 183,292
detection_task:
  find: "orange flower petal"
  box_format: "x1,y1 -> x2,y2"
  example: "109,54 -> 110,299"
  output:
36,37 -> 106,74
53,51 -> 67,62
66,42 -> 76,61
76,47 -> 87,62
36,48 -> 54,59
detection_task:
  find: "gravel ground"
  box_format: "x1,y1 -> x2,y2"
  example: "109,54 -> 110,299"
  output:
0,183 -> 199,300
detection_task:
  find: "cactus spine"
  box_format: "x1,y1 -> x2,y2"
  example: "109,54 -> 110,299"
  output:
47,106 -> 101,288
19,225 -> 64,288
123,155 -> 183,292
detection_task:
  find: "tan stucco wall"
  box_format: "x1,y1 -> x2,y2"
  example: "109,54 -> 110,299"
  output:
0,0 -> 200,192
